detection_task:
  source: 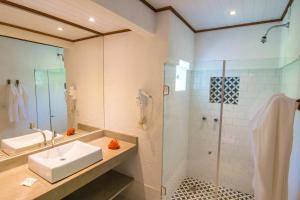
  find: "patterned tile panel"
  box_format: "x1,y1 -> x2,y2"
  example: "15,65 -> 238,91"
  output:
171,177 -> 254,200
209,77 -> 240,105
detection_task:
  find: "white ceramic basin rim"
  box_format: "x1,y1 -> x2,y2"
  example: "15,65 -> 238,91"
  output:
1,130 -> 63,155
28,140 -> 103,183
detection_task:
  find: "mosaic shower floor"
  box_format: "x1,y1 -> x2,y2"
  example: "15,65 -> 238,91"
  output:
171,177 -> 254,200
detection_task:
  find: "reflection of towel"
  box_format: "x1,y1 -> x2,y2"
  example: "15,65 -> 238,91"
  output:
16,83 -> 28,121
7,83 -> 28,123
251,94 -> 296,200
8,84 -> 18,122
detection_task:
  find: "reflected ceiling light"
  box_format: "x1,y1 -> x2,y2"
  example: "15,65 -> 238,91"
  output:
89,17 -> 95,22
57,27 -> 63,31
230,10 -> 236,16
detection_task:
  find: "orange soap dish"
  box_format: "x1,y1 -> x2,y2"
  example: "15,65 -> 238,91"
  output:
108,139 -> 120,150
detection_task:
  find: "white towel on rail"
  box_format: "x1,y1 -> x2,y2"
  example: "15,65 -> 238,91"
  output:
7,84 -> 18,122
251,94 -> 297,200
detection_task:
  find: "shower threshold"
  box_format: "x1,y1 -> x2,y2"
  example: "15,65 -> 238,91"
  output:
170,177 -> 254,200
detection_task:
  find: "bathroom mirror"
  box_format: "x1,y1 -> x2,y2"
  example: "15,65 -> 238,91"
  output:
0,36 -> 67,158
0,0 -> 106,159
0,34 -> 105,159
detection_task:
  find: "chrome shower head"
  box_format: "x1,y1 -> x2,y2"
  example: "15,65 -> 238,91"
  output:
261,22 -> 289,44
57,53 -> 64,61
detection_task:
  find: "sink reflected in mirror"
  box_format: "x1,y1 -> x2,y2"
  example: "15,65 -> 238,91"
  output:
28,140 -> 103,183
1,130 -> 63,155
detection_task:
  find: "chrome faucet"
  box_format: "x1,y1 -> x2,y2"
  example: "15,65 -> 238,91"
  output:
51,130 -> 57,147
29,123 -> 47,146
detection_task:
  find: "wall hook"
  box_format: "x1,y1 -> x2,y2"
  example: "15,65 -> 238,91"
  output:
15,80 -> 20,87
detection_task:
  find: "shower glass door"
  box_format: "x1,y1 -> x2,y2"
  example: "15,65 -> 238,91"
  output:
162,60 -> 224,199
34,68 -> 67,132
163,57 -> 300,200
47,68 -> 67,133
218,58 -> 282,198
218,57 -> 300,198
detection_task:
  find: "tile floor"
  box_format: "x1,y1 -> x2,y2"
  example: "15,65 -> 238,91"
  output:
171,177 -> 254,200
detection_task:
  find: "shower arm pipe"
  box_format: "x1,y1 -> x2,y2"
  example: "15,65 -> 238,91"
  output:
263,22 -> 290,36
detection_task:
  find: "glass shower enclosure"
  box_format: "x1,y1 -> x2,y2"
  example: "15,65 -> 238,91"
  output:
34,68 -> 67,133
162,57 -> 300,200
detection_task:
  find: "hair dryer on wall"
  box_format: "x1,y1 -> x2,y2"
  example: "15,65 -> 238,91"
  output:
136,89 -> 152,130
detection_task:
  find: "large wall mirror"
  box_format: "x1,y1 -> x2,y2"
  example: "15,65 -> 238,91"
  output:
0,36 -> 67,157
0,1 -> 105,159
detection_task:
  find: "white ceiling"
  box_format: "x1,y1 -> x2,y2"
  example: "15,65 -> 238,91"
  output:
0,0 -> 128,41
8,0 -> 126,33
0,0 -> 289,41
147,0 -> 289,30
0,4 -> 95,40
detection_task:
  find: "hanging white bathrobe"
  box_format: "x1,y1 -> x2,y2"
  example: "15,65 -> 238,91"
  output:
251,94 -> 297,200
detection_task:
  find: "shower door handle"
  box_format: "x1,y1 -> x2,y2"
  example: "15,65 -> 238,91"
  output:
50,115 -> 56,118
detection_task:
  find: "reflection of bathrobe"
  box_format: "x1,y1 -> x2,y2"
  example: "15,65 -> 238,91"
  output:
251,94 -> 296,200
8,84 -> 28,122
8,84 -> 18,122
16,84 -> 28,120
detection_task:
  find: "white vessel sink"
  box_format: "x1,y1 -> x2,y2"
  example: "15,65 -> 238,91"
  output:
1,130 -> 63,155
28,140 -> 103,183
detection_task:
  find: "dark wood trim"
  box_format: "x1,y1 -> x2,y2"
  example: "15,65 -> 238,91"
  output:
139,0 -> 156,12
139,1 -> 195,32
0,21 -> 73,42
157,6 -> 196,32
196,19 -> 282,32
0,0 -> 103,35
1,20 -> 131,43
73,29 -> 131,42
72,35 -> 102,42
0,35 -> 63,48
72,29 -> 132,42
140,0 -> 294,33
103,29 -> 131,36
281,0 -> 294,20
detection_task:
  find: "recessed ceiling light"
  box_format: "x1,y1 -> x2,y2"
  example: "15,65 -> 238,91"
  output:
57,27 -> 63,31
89,17 -> 95,22
230,10 -> 236,16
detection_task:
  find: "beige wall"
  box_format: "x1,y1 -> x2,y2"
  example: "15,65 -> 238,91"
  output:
103,10 -> 196,199
103,12 -> 169,200
93,0 -> 156,36
64,37 -> 105,129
